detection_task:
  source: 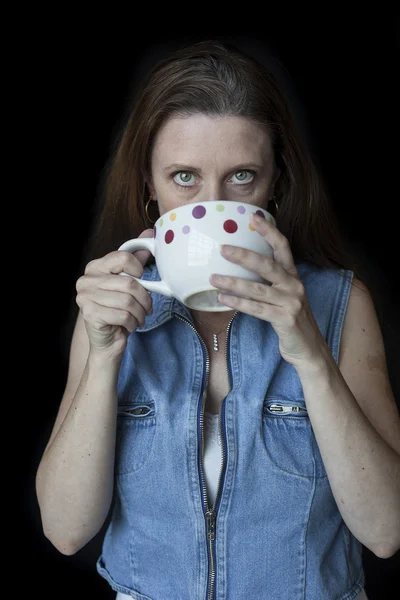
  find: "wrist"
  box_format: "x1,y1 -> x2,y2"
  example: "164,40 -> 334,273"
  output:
293,342 -> 337,381
87,347 -> 124,372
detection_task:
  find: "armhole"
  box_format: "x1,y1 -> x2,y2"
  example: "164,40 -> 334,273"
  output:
328,269 -> 354,364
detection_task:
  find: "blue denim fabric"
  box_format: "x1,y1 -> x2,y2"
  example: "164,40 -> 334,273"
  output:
96,261 -> 365,600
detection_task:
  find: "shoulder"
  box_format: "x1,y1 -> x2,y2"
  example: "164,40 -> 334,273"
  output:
340,276 -> 381,355
340,276 -> 384,369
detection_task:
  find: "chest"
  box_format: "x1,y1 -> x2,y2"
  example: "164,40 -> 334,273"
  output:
205,349 -> 231,415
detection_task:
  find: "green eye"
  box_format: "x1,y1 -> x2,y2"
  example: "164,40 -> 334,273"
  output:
173,171 -> 195,186
232,170 -> 255,184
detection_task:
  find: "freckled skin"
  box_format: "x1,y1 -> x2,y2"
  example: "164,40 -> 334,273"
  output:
366,354 -> 385,372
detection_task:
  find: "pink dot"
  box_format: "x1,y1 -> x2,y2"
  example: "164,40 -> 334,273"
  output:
237,205 -> 246,214
255,210 -> 265,219
192,205 -> 206,219
182,225 -> 190,234
165,230 -> 174,244
223,219 -> 238,233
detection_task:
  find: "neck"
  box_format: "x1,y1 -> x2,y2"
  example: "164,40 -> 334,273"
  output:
190,308 -> 236,333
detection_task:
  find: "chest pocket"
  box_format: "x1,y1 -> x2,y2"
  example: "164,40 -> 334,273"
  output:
115,399 -> 156,475
262,396 -> 327,478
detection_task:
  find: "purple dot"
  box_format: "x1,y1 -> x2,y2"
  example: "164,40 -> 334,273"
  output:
223,219 -> 238,233
255,210 -> 266,219
182,225 -> 190,234
154,225 -> 157,238
165,230 -> 174,244
237,205 -> 246,214
192,205 -> 206,219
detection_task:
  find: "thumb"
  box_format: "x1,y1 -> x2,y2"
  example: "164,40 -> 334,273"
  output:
133,228 -> 154,267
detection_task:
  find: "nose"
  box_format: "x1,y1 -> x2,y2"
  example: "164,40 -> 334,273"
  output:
198,181 -> 226,202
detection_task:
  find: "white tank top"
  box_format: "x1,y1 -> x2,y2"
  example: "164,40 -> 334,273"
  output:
202,411 -> 223,506
115,411 -> 369,600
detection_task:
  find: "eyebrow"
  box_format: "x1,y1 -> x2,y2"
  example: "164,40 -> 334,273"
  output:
163,162 -> 265,174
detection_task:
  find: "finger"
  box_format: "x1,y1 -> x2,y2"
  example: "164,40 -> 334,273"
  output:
78,284 -> 152,315
79,299 -> 144,333
210,274 -> 291,306
85,251 -> 145,278
77,276 -> 153,316
98,275 -> 153,315
85,229 -> 154,277
220,245 -> 291,287
218,292 -> 286,323
250,213 -> 298,276
132,228 -> 154,267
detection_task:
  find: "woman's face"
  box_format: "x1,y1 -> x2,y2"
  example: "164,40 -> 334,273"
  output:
148,114 -> 279,216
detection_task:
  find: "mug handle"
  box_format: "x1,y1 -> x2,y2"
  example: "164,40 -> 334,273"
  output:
118,238 -> 173,298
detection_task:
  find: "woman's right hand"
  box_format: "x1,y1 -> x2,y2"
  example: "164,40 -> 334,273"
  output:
75,229 -> 154,358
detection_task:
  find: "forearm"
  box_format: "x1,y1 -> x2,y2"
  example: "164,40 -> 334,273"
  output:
296,347 -> 400,558
36,352 -> 121,554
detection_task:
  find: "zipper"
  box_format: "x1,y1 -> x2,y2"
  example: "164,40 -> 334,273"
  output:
267,403 -> 308,414
118,405 -> 152,416
175,310 -> 237,600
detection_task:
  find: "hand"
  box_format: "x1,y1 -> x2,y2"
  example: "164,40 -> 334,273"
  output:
76,229 -> 154,357
209,213 -> 326,368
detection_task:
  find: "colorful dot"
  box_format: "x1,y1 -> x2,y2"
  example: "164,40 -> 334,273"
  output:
154,225 -> 157,238
248,223 -> 256,231
165,230 -> 174,244
237,205 -> 246,214
170,212 -> 177,221
223,219 -> 238,233
255,210 -> 265,219
182,225 -> 190,234
216,204 -> 225,212
192,205 -> 206,219
159,218 -> 164,227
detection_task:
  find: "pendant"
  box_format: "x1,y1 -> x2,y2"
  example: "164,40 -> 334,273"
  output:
212,333 -> 219,352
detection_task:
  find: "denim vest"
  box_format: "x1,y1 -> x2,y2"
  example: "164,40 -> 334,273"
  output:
97,261 -> 365,600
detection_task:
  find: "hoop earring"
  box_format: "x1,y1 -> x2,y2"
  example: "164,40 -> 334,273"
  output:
145,195 -> 157,224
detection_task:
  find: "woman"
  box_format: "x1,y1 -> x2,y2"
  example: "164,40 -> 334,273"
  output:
35,40 -> 400,600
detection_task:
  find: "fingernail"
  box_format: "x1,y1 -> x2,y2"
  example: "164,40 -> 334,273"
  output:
221,245 -> 234,256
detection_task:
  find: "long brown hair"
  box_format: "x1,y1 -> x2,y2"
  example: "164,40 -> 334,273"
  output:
83,40 -> 364,281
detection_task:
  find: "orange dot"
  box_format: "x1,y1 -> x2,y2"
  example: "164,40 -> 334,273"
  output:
170,213 -> 177,221
248,223 -> 256,231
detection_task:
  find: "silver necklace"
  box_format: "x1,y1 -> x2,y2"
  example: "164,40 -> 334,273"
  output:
194,321 -> 228,352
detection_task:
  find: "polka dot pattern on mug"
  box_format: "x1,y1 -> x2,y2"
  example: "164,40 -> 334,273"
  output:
165,230 -> 174,244
223,219 -> 238,233
192,205 -> 206,219
153,204 -> 270,242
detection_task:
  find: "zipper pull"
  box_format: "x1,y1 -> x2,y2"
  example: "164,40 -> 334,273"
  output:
268,404 -> 307,413
206,509 -> 216,541
268,404 -> 286,412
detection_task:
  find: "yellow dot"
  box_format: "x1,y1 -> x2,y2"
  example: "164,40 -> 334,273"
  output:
170,213 -> 177,221
248,223 -> 256,231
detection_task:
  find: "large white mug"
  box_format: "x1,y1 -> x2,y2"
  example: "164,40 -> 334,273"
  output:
118,200 -> 275,312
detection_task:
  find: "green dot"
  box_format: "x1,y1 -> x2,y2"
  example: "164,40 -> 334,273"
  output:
159,218 -> 164,227
216,204 -> 225,212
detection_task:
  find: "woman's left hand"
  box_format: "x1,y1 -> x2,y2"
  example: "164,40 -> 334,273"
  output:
210,213 -> 327,368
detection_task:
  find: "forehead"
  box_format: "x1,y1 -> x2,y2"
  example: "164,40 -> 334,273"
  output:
151,114 -> 273,165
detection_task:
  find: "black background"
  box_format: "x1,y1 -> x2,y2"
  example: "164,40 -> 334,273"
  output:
21,14 -> 399,599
